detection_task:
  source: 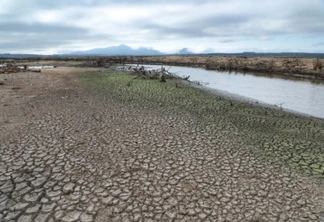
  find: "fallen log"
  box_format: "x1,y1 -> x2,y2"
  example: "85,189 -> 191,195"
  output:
131,65 -> 190,82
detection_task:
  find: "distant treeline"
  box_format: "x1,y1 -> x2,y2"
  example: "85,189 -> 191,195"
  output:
1,52 -> 324,59
197,52 -> 324,58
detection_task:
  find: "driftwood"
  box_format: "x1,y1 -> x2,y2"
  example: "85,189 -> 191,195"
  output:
131,65 -> 190,82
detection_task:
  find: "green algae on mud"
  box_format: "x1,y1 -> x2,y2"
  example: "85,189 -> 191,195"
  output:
80,71 -> 324,178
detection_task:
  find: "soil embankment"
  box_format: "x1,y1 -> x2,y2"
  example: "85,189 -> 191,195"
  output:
124,56 -> 324,80
0,66 -> 324,221
2,55 -> 324,80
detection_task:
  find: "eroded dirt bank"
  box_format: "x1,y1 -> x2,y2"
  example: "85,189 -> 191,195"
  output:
2,55 -> 324,80
124,56 -> 324,80
0,67 -> 324,221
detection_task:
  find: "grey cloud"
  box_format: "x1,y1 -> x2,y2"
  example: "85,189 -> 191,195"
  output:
0,22 -> 114,52
188,14 -> 250,37
12,1 -> 87,9
105,0 -> 210,5
313,42 -> 324,47
194,15 -> 250,28
0,32 -> 114,52
139,13 -> 252,41
142,23 -> 209,38
286,5 -> 324,33
0,22 -> 86,34
7,0 -> 159,10
1,0 -> 324,53
219,39 -> 236,43
0,40 -> 63,51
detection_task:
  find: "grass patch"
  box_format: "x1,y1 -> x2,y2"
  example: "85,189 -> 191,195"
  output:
80,71 -> 324,178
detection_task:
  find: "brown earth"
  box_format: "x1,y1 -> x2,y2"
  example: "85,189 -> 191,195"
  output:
1,66 -> 324,221
124,56 -> 324,80
2,56 -> 324,80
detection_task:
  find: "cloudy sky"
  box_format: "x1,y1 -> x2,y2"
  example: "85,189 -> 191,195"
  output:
1,0 -> 324,54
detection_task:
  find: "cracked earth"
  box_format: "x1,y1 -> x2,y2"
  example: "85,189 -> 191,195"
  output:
1,67 -> 324,221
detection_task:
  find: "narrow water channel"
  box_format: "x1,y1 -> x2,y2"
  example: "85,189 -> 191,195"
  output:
132,64 -> 324,119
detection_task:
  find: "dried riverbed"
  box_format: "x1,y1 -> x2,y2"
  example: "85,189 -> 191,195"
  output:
0,67 -> 324,221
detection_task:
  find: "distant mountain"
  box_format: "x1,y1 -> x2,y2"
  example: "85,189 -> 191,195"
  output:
1,50 -> 324,59
178,48 -> 193,55
68,44 -> 163,56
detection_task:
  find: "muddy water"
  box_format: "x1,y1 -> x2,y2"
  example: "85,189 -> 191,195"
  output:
132,64 -> 324,119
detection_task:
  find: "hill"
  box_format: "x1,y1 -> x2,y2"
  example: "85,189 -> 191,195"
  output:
68,44 -> 163,56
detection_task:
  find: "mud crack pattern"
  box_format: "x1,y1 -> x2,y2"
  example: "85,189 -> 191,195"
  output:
0,69 -> 324,221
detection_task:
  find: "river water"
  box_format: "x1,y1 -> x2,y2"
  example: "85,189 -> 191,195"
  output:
131,64 -> 324,119
20,66 -> 56,69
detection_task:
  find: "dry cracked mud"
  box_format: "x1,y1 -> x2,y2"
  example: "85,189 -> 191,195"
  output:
1,67 -> 324,221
